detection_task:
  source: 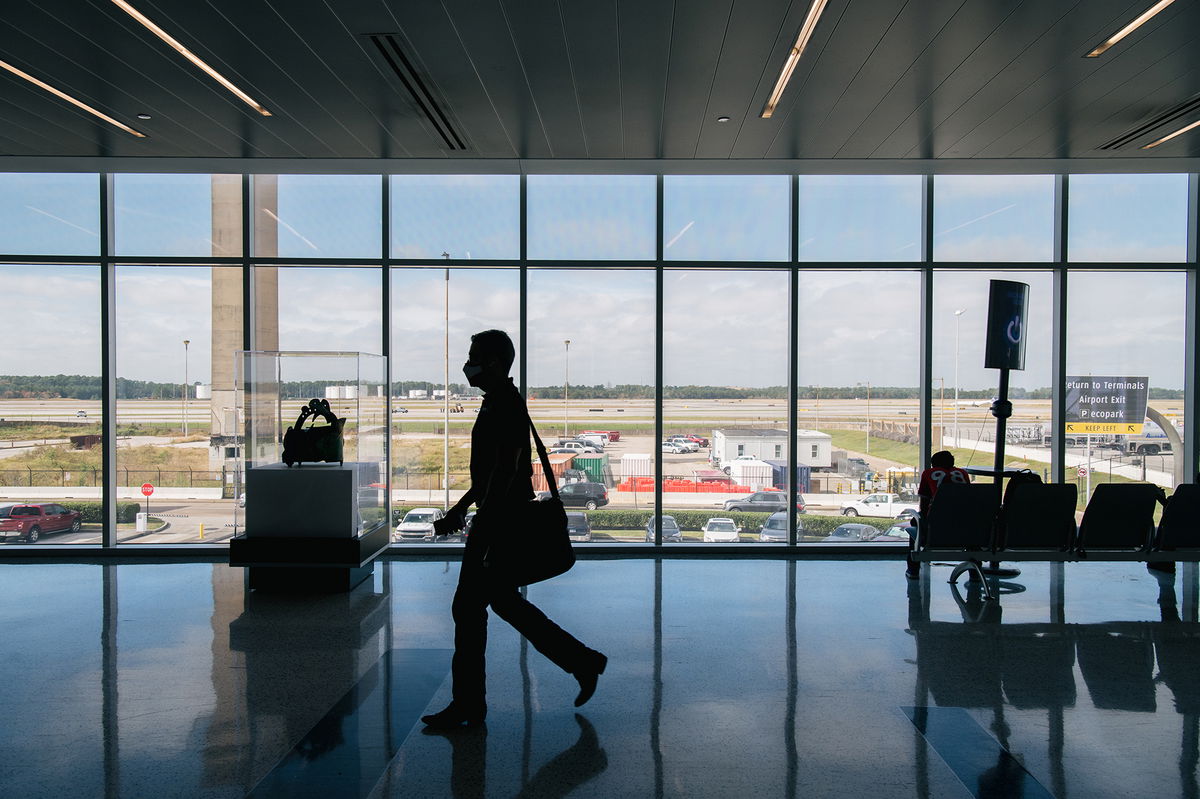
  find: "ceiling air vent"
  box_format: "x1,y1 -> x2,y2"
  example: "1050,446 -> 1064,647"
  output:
1099,92 -> 1200,150
366,33 -> 466,151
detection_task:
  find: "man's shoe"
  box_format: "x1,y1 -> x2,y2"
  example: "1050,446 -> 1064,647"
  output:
421,702 -> 487,729
574,653 -> 608,707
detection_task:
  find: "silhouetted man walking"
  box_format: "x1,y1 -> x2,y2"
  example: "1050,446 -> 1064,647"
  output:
422,329 -> 607,728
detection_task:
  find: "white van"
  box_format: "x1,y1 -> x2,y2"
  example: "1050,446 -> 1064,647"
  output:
577,433 -> 608,448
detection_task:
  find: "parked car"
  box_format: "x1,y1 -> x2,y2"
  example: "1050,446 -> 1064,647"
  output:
878,524 -> 914,542
758,511 -> 802,542
684,434 -> 709,447
722,491 -> 806,513
556,440 -> 601,454
840,493 -> 919,518
666,436 -> 699,452
577,433 -> 608,449
0,503 -> 82,543
566,512 -> 592,543
661,441 -> 689,454
556,482 -> 609,510
645,515 -> 684,543
584,429 -> 620,442
393,507 -> 446,542
822,523 -> 881,542
702,517 -> 741,543
549,447 -> 578,455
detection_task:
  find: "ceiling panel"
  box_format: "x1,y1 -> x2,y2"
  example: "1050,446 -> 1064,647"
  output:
0,0 -> 1197,163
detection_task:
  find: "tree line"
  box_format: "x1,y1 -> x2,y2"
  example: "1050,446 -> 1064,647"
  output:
1,375 -> 1183,402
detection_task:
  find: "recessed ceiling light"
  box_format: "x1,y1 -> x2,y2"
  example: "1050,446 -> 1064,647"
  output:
717,116 -> 731,123
761,0 -> 829,119
136,113 -> 152,120
0,57 -> 146,137
1085,0 -> 1176,58
111,0 -> 272,116
1141,118 -> 1200,149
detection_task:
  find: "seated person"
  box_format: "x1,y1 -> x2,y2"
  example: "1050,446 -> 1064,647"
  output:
906,450 -> 971,578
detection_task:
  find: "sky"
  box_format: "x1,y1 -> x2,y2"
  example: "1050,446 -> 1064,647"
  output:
0,172 -> 1192,390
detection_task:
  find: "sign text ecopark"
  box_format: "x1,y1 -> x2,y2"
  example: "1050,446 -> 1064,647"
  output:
1064,376 -> 1148,434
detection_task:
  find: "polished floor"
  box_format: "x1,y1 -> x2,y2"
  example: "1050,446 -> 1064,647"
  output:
1,557 -> 1197,798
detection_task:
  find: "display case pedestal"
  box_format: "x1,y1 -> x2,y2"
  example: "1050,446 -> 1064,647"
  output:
230,522 -> 389,592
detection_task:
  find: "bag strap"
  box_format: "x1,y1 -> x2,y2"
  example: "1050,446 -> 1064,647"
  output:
523,401 -> 559,501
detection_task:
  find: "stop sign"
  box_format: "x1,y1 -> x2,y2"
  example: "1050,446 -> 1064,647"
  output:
141,483 -> 154,497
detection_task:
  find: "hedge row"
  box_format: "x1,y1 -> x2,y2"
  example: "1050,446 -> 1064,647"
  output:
53,501 -> 142,524
391,505 -> 901,535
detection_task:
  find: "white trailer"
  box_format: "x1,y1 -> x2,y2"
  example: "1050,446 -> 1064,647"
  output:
712,428 -> 832,471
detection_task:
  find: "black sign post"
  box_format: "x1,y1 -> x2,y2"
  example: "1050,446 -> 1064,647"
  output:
983,280 -> 1029,578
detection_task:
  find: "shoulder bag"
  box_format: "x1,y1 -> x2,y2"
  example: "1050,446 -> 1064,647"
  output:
483,404 -> 575,587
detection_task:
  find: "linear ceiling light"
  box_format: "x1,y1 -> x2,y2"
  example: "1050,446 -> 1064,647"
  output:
111,0 -> 271,116
1085,0 -> 1176,58
761,0 -> 829,119
1141,118 -> 1200,149
0,58 -> 146,137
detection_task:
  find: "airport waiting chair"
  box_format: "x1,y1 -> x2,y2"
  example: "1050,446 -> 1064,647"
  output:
999,482 -> 1078,552
1156,484 -> 1200,552
913,482 -> 999,593
1077,483 -> 1160,553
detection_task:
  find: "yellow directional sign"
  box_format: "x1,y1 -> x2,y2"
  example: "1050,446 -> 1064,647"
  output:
1065,422 -> 1144,434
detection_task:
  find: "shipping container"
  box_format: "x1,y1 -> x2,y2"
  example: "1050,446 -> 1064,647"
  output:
532,453 -> 576,492
573,453 -> 611,486
729,459 -> 773,490
762,460 -> 812,492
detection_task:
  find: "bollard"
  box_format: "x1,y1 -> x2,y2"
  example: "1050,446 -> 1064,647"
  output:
199,523 -> 204,540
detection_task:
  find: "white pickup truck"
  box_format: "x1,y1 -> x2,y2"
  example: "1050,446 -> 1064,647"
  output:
839,493 -> 920,519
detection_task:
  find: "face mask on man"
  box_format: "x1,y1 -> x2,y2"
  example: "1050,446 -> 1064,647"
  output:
463,361 -> 484,386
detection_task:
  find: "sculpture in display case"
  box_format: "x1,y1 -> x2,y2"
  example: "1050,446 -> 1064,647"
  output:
229,351 -> 389,591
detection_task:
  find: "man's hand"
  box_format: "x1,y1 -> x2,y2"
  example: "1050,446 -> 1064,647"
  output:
434,508 -> 467,535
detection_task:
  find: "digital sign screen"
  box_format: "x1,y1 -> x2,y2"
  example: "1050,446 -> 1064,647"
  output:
984,279 -> 1029,371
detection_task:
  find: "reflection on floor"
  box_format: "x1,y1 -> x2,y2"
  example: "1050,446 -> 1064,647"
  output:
0,558 -> 1197,798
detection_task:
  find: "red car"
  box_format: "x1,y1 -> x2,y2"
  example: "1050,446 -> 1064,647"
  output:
0,503 -> 82,543
685,434 -> 710,447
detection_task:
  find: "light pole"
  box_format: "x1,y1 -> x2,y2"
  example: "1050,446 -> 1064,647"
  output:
182,339 -> 190,436
866,380 -> 871,455
442,253 -> 450,510
563,340 -> 571,437
953,308 -> 965,446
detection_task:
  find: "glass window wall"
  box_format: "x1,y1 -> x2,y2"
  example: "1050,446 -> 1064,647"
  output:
797,270 -> 921,543
0,170 -> 1197,548
114,266 -> 241,543
390,175 -> 519,260
934,175 -> 1056,262
528,268 -> 656,542
1068,174 -> 1190,262
664,175 -> 790,262
0,173 -> 100,256
663,269 -> 789,543
253,175 -> 381,258
527,175 -> 655,260
114,174 -> 241,257
1065,271 -> 1186,503
0,265 -> 101,544
798,175 -> 923,262
388,267 -> 520,542
931,271 -> 1054,482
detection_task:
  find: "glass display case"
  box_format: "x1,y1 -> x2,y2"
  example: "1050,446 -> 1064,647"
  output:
234,351 -> 387,537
